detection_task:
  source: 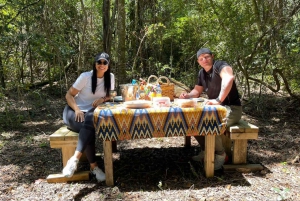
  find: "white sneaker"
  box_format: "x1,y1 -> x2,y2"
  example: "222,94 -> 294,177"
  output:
192,152 -> 227,170
91,166 -> 106,182
62,156 -> 79,177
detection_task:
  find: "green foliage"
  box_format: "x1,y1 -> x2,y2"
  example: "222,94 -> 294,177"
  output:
0,0 -> 299,99
39,142 -> 48,148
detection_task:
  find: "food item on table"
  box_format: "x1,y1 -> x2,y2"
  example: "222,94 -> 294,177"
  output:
152,97 -> 171,107
177,99 -> 197,108
124,100 -> 152,109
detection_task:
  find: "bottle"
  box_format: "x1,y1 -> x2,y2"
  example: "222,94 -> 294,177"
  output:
139,85 -> 145,100
149,91 -> 156,101
131,79 -> 137,85
156,84 -> 162,97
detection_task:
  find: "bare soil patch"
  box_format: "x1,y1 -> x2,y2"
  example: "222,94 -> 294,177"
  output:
0,87 -> 299,200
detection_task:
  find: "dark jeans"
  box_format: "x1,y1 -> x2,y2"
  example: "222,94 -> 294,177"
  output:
63,105 -> 96,163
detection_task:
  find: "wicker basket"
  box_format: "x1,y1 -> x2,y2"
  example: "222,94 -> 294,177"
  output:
146,75 -> 175,100
147,75 -> 159,86
158,76 -> 175,100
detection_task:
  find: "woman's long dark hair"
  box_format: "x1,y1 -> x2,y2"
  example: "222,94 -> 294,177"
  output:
91,62 -> 111,96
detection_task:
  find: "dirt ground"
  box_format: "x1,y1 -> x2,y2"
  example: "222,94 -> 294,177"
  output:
0,87 -> 299,201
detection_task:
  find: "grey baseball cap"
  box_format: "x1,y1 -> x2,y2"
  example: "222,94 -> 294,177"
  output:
196,48 -> 212,58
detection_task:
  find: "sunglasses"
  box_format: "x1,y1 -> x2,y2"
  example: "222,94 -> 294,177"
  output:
97,60 -> 108,65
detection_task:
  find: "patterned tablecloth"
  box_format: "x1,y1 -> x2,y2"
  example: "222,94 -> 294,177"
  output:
94,103 -> 228,141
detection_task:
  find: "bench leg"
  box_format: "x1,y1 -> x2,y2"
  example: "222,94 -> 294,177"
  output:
61,146 -> 76,167
103,141 -> 114,186
232,140 -> 248,164
184,136 -> 191,147
204,135 -> 215,177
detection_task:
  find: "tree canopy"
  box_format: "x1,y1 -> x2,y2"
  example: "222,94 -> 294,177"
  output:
0,0 -> 299,99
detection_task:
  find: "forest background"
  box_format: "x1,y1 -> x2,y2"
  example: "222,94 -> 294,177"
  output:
0,0 -> 300,200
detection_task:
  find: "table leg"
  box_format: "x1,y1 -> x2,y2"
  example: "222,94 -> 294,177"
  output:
184,136 -> 191,147
103,141 -> 114,186
112,141 -> 117,152
204,135 -> 215,177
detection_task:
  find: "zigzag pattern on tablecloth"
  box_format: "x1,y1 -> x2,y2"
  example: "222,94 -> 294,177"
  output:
148,107 -> 169,137
130,109 -> 154,139
198,106 -> 223,135
163,107 -> 187,137
95,109 -> 120,141
113,108 -> 134,140
181,107 -> 202,134
94,104 -> 228,140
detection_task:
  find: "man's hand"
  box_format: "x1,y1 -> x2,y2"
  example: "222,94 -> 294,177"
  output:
179,92 -> 190,99
75,109 -> 85,122
205,99 -> 221,105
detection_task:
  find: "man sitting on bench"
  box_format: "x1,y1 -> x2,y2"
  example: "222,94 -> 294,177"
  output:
180,48 -> 242,170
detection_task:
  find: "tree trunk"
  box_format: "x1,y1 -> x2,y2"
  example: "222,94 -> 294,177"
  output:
78,0 -> 88,75
116,0 -> 126,85
103,0 -> 111,53
0,55 -> 5,88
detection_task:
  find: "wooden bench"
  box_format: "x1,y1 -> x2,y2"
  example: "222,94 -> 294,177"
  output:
185,119 -> 259,166
222,119 -> 259,164
46,126 -> 117,183
46,127 -> 90,182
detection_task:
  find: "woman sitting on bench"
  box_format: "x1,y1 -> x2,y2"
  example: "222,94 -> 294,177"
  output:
62,52 -> 114,182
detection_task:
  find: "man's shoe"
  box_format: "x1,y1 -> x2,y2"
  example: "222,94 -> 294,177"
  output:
214,152 -> 226,170
62,156 -> 79,177
192,151 -> 227,170
91,166 -> 106,182
192,151 -> 205,162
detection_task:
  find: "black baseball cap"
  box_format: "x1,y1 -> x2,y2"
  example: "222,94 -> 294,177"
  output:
196,48 -> 212,58
95,52 -> 110,63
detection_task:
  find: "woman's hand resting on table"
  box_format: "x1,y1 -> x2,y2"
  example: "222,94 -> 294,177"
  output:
92,97 -> 105,108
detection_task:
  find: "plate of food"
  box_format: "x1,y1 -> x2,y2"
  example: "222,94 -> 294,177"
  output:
123,100 -> 152,109
192,98 -> 205,102
174,99 -> 197,108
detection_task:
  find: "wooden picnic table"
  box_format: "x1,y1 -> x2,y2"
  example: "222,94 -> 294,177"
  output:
94,102 -> 227,186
